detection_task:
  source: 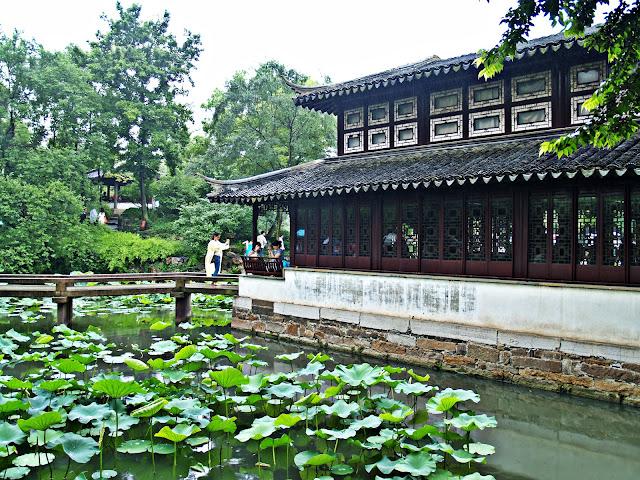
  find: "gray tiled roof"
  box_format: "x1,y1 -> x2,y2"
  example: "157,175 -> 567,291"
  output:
206,131 -> 640,204
289,29 -> 597,107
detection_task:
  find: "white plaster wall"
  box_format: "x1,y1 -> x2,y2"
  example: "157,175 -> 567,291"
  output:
239,268 -> 640,354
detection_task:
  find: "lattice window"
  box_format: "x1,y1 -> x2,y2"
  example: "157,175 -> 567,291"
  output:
603,193 -> 624,267
632,192 -> 640,266
401,202 -> 419,259
552,193 -> 572,264
466,196 -> 486,261
332,205 -> 343,256
320,206 -> 330,256
528,194 -> 548,263
382,202 -> 398,258
443,198 -> 463,260
345,204 -> 357,257
307,207 -> 318,256
359,205 -> 371,257
491,197 -> 513,261
421,197 -> 441,260
295,206 -> 307,254
577,194 -> 598,265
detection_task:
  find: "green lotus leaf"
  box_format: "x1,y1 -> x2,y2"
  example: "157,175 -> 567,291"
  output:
0,445 -> 16,458
331,363 -> 385,387
70,353 -> 96,365
149,340 -> 178,355
427,389 -> 480,414
18,411 -> 63,431
320,428 -> 357,440
146,358 -> 175,370
274,413 -> 302,428
350,415 -> 382,431
116,439 -> 152,454
200,348 -> 245,364
54,432 -> 99,463
445,413 -> 497,432
331,464 -> 354,476
394,382 -> 434,396
68,403 -> 112,424
259,433 -> 292,450
52,358 -> 86,374
149,321 -> 171,331
407,369 -> 430,382
275,351 -> 305,362
92,379 -> 144,399
5,330 -> 30,343
240,374 -> 266,394
164,398 -> 198,414
161,370 -> 192,383
34,334 -> 54,345
0,466 -> 30,479
297,361 -> 325,376
0,338 -> 17,354
379,406 -> 414,423
394,452 -> 438,476
12,452 -> 55,467
320,400 -> 360,418
406,424 -> 440,440
173,345 -> 197,361
91,469 -> 117,479
155,423 -> 201,443
123,358 -> 149,372
206,415 -> 237,433
130,398 -> 168,418
38,379 -> 72,392
1,378 -> 32,391
210,367 -> 248,389
266,382 -> 303,399
0,399 -> 29,414
450,449 -> 485,464
294,450 -> 324,469
0,423 -> 26,446
307,352 -> 332,363
27,429 -> 63,447
185,436 -> 209,446
102,413 -> 139,433
467,443 -> 496,456
461,474 -> 496,479
151,443 -> 175,454
235,417 -> 275,442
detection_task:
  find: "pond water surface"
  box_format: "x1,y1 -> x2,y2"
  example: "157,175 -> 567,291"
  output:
0,306 -> 639,480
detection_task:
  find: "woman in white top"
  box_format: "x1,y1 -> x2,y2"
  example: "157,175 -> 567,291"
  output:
205,232 -> 230,276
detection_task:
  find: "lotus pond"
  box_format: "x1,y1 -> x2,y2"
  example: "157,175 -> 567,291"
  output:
0,298 -> 638,480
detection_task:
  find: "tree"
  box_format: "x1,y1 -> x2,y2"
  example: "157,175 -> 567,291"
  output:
477,0 -> 640,157
85,2 -> 202,219
198,61 -> 335,180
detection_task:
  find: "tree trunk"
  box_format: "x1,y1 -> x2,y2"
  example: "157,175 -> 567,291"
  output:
139,175 -> 148,220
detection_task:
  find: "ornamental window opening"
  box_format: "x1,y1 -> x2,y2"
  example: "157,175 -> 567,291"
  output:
466,196 -> 486,261
528,194 -> 549,263
469,109 -> 505,137
511,71 -> 551,101
431,115 -> 463,142
444,198 -> 463,260
295,207 -> 307,254
421,198 -> 441,260
359,205 -> 372,257
552,193 -> 572,264
512,102 -> 552,132
368,103 -> 389,126
320,206 -> 331,255
491,197 -> 513,261
571,95 -> 592,125
332,206 -> 343,256
631,191 -> 640,267
344,107 -> 364,130
346,204 -> 357,257
430,88 -> 462,115
577,194 -> 598,265
394,123 -> 418,147
603,193 -> 625,267
401,201 -> 419,259
307,207 -> 318,255
382,203 -> 398,258
469,81 -> 504,109
344,131 -> 364,154
570,61 -> 606,92
395,97 -> 417,121
368,127 -> 390,150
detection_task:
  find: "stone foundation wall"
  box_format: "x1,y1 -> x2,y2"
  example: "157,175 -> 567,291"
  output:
232,298 -> 640,407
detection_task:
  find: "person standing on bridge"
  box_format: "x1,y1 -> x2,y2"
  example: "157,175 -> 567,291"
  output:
205,232 -> 230,276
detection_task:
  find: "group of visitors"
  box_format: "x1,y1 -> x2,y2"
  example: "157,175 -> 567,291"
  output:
80,207 -> 108,225
205,230 -> 288,276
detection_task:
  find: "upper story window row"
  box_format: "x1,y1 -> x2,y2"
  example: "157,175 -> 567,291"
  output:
341,60 -> 606,154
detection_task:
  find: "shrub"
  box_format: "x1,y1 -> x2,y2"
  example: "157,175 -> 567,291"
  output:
151,174 -> 208,217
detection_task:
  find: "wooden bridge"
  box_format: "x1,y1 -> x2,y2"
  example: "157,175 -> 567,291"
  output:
0,273 -> 239,325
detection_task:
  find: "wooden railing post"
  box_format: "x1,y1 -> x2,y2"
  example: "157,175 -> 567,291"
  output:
53,280 -> 73,326
172,278 -> 192,324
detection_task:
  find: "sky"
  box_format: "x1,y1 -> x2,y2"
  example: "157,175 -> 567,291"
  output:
0,1 -> 601,131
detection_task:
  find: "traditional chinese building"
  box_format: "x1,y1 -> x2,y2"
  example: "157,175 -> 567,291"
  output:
207,31 -> 640,403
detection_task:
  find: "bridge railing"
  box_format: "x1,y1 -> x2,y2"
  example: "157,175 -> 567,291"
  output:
0,272 -> 239,325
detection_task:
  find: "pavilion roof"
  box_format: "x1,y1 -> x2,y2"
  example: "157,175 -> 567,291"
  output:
205,130 -> 640,204
287,28 -> 598,113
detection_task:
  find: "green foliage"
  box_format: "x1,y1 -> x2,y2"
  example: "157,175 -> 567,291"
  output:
150,174 -> 208,217
477,1 -> 639,157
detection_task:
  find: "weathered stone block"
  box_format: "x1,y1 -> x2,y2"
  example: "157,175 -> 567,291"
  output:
540,351 -> 562,361
263,321 -> 285,334
416,338 -> 457,352
360,313 -> 409,333
467,343 -> 500,363
510,347 -> 529,357
410,319 -> 497,345
284,323 -> 300,337
387,333 -> 417,348
231,318 -> 253,331
372,340 -> 406,356
252,299 -> 274,316
512,356 -> 562,373
560,340 -> 640,363
320,308 -> 360,325
273,302 -> 320,320
443,355 -> 476,367
499,351 -> 511,364
579,363 -> 640,384
456,343 -> 468,355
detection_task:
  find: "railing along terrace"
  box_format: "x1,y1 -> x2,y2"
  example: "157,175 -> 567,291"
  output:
0,272 -> 239,325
